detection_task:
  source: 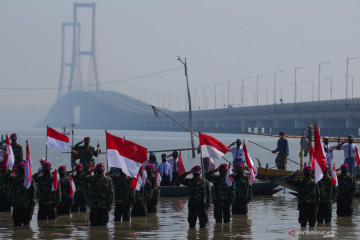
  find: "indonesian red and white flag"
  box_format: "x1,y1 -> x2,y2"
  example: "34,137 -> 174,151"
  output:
355,146 -> 360,167
88,163 -> 94,176
155,169 -> 162,188
310,147 -> 315,170
199,132 -> 229,159
243,140 -> 257,185
141,166 -> 147,187
209,158 -> 215,171
226,163 -> 232,187
130,172 -> 142,191
106,131 -> 147,178
23,141 -> 32,189
52,169 -> 60,191
314,123 -> 327,183
330,164 -> 338,186
4,135 -> 14,169
177,151 -> 186,175
69,175 -> 76,197
46,126 -> 69,152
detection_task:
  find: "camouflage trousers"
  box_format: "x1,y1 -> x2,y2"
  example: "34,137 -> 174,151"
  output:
232,196 -> 248,215
57,200 -> 71,215
71,193 -> 87,212
114,203 -> 131,221
214,205 -> 231,223
89,207 -> 109,226
337,198 -> 353,217
275,155 -> 287,170
317,202 -> 332,224
131,202 -> 147,217
13,207 -> 32,226
147,198 -> 158,213
188,206 -> 208,228
38,204 -> 57,220
298,203 -> 316,227
0,197 -> 11,212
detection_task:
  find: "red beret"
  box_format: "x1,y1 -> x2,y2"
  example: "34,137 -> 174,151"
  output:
303,166 -> 312,172
236,162 -> 244,168
96,163 -> 104,168
58,166 -> 66,170
145,164 -> 154,169
219,163 -> 228,169
84,137 -> 90,141
43,162 -> 52,168
191,165 -> 201,172
10,133 -> 17,138
17,162 -> 26,168
76,163 -> 83,168
0,163 -> 9,168
341,163 -> 349,168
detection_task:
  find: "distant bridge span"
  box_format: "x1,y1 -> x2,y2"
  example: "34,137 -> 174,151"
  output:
43,91 -> 360,137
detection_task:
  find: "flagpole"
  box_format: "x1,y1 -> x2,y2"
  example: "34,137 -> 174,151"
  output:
71,123 -> 75,171
105,130 -> 110,204
45,126 -> 48,162
200,151 -> 208,214
97,140 -> 100,164
151,105 -> 231,164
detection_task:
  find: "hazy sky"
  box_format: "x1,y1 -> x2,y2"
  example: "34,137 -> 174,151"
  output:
1,0 -> 360,110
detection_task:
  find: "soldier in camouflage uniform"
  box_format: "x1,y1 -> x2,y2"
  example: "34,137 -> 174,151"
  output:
11,162 -> 35,226
0,163 -> 12,212
288,166 -> 320,227
145,164 -> 159,213
10,133 -> 24,167
178,165 -> 210,228
232,163 -> 252,215
317,164 -> 337,224
337,164 -> 355,217
71,163 -> 88,212
57,166 -> 73,215
206,163 -> 234,223
86,163 -> 113,226
110,167 -> 134,221
73,137 -> 100,174
132,167 -> 153,217
33,162 -> 61,220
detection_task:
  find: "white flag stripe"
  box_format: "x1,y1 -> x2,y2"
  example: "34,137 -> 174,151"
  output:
135,175 -> 142,191
314,158 -> 323,183
46,136 -> 68,152
69,178 -> 76,197
5,144 -> 14,169
107,149 -> 142,177
24,156 -> 32,189
201,145 -> 226,159
141,168 -> 147,187
226,167 -> 232,187
155,171 -> 162,188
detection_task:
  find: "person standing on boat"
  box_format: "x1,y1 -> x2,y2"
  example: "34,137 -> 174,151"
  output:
34,162 -> 61,220
110,167 -> 134,221
11,162 -> 36,226
10,133 -> 24,167
144,153 -> 159,175
288,166 -> 319,227
71,163 -> 88,213
73,137 -> 101,174
336,135 -> 358,180
206,163 -> 234,223
317,164 -> 337,224
228,139 -> 244,174
178,165 -> 210,228
271,132 -> 289,170
323,137 -> 336,167
232,163 -> 252,215
337,164 -> 355,217
145,164 -> 159,213
159,154 -> 172,186
0,163 -> 12,212
167,151 -> 180,186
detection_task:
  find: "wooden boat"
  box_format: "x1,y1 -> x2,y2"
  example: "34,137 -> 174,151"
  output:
159,181 -> 281,198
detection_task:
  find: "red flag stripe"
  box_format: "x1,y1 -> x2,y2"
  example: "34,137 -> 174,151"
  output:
199,132 -> 229,154
47,126 -> 69,142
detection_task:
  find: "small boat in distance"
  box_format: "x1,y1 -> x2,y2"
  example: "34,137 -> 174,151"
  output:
62,126 -> 70,135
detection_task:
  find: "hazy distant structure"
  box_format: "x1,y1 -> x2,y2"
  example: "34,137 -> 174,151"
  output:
57,3 -> 99,98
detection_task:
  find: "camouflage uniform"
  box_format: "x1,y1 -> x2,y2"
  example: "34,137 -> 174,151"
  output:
178,173 -> 210,228
0,170 -> 12,212
71,172 -> 88,212
317,175 -> 337,223
205,173 -> 234,223
232,173 -> 252,215
147,174 -> 159,213
73,145 -> 99,173
11,142 -> 24,167
337,172 -> 355,217
111,173 -> 134,221
11,175 -> 36,226
131,180 -> 153,216
57,176 -> 73,215
35,173 -> 61,220
87,175 -> 114,226
289,177 -> 320,227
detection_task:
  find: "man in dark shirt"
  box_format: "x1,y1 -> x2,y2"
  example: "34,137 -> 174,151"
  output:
272,132 -> 289,170
10,133 -> 23,168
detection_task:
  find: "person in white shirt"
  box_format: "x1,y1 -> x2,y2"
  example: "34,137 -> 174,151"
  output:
159,154 -> 172,186
167,151 -> 179,186
228,139 -> 244,173
323,137 -> 337,167
37,158 -> 46,176
336,135 -> 358,179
